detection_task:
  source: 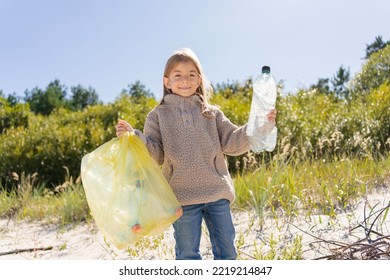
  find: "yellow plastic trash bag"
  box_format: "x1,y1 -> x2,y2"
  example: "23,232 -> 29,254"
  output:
81,132 -> 182,249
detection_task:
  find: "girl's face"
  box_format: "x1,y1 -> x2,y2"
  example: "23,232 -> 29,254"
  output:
164,62 -> 201,97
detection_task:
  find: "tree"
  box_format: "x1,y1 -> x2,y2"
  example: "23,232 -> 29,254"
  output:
365,35 -> 390,59
0,91 -> 20,107
331,65 -> 350,99
24,79 -> 67,115
351,44 -> 390,96
6,93 -> 21,107
69,85 -> 100,110
310,78 -> 330,94
119,80 -> 154,100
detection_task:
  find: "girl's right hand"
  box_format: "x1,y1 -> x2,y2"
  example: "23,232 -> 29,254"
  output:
115,119 -> 134,138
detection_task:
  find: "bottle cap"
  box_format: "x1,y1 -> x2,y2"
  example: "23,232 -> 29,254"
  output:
262,66 -> 271,74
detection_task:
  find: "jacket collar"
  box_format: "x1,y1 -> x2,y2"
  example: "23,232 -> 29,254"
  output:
163,93 -> 202,106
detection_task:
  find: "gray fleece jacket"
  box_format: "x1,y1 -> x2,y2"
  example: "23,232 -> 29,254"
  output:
136,93 -> 250,206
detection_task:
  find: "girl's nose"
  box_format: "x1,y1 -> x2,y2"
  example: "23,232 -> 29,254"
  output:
180,76 -> 190,82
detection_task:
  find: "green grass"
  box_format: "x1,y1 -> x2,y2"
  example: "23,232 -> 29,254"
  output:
0,172 -> 91,226
0,157 -> 390,224
0,155 -> 389,259
1,155 -> 389,225
234,155 -> 390,220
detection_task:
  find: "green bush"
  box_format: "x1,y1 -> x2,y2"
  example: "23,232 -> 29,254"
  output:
274,83 -> 390,162
351,44 -> 390,96
1,46 -> 390,189
0,96 -> 157,188
0,97 -> 30,133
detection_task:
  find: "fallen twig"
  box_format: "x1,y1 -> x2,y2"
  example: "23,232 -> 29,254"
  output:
0,246 -> 53,256
310,202 -> 390,260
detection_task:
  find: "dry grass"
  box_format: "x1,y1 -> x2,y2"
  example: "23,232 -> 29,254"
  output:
311,202 -> 390,260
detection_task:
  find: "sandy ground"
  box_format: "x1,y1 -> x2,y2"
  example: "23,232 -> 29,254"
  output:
1,187 -> 389,260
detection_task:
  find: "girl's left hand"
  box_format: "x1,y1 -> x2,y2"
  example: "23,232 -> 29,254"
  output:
267,109 -> 277,125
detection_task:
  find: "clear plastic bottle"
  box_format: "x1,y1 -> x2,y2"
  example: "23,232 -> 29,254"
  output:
246,66 -> 277,152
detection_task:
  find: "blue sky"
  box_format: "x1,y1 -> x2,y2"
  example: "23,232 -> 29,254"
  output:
1,0 -> 389,103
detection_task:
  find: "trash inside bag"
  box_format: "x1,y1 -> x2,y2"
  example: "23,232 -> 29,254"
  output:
81,132 -> 182,249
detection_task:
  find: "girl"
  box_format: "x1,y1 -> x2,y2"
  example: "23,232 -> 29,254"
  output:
116,48 -> 276,260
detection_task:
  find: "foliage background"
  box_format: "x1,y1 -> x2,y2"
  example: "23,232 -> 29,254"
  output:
1,44 -> 389,190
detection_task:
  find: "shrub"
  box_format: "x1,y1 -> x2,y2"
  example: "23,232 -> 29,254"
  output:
0,97 -> 157,189
0,97 -> 30,133
351,44 -> 390,97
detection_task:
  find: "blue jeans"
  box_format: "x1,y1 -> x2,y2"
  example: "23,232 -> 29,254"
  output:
173,199 -> 237,260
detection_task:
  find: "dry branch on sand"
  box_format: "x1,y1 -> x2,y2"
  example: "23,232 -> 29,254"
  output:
0,246 -> 53,257
308,203 -> 390,260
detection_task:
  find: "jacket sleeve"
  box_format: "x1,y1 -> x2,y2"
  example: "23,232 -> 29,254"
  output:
215,108 -> 250,156
135,110 -> 164,165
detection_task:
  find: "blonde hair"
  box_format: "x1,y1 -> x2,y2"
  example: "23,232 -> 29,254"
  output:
162,48 -> 214,117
